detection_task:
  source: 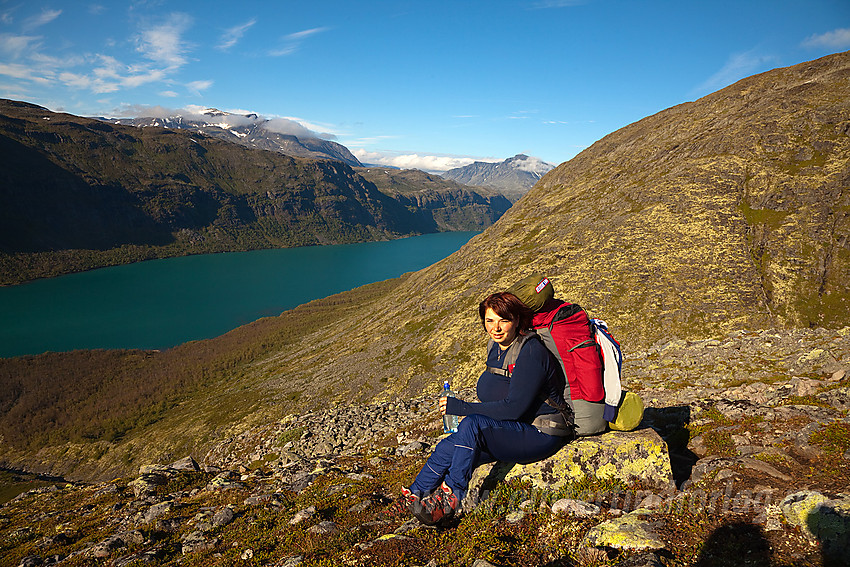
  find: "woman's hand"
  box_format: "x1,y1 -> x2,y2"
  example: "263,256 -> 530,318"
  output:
439,396 -> 447,415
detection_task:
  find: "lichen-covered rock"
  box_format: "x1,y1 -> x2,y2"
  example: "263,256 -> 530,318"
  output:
205,471 -> 244,491
290,506 -> 317,525
128,472 -> 169,498
466,428 -> 674,508
781,491 -> 850,557
582,509 -> 667,551
307,521 -> 339,535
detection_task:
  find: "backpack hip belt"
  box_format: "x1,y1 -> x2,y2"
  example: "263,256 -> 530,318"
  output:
531,414 -> 573,437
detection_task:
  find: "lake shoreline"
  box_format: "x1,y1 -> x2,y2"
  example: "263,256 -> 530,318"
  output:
0,232 -> 479,358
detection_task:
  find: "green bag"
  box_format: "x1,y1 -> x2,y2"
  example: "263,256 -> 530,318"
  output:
608,391 -> 644,431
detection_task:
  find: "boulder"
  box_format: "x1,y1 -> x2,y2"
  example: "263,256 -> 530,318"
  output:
780,491 -> 850,558
142,501 -> 174,524
169,456 -> 201,472
465,428 -> 675,508
582,509 -> 667,551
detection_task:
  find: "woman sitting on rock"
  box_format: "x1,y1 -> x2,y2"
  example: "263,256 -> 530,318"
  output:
392,291 -> 574,526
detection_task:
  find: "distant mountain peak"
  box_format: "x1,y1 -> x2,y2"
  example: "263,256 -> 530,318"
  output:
441,154 -> 555,201
506,154 -> 553,177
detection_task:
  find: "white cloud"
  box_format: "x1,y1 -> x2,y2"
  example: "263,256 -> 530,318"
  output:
269,26 -> 329,57
351,149 -> 499,172
0,61 -> 52,83
59,71 -> 113,92
121,68 -> 167,88
22,9 -> 62,30
0,81 -> 33,99
187,79 -> 213,94
268,45 -> 296,57
263,117 -> 324,138
692,50 -> 777,96
802,28 -> 850,50
113,104 -> 179,118
0,33 -> 42,59
512,155 -> 553,174
285,27 -> 328,41
85,54 -> 166,89
136,12 -> 193,68
159,90 -> 178,97
218,18 -> 256,50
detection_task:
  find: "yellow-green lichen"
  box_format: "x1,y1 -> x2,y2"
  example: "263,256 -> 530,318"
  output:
502,429 -> 674,492
582,509 -> 666,550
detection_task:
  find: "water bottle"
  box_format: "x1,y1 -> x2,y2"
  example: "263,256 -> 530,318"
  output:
441,381 -> 460,433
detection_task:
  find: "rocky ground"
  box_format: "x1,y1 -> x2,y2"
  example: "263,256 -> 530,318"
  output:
1,326 -> 848,566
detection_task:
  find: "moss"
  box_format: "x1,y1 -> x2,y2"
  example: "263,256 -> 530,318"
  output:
702,430 -> 737,457
778,395 -> 832,408
738,201 -> 789,230
809,422 -> 850,455
753,453 -> 790,466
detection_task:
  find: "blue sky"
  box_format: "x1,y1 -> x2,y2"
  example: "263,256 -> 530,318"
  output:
1,1 -> 848,171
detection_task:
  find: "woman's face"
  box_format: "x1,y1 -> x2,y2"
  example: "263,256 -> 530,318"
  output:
483,307 -> 518,349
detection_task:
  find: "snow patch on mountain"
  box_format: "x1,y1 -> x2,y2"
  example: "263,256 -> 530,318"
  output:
441,154 -> 555,201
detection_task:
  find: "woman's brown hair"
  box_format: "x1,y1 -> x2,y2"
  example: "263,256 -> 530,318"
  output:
478,291 -> 534,333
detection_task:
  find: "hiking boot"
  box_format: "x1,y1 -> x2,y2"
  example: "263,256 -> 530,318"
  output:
385,487 -> 419,517
411,482 -> 461,526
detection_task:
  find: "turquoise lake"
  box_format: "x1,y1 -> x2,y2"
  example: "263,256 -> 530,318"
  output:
0,231 -> 478,358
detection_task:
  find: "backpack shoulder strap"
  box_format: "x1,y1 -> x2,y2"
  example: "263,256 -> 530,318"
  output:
485,331 -> 537,377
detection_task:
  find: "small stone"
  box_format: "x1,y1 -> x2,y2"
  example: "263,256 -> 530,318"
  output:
307,521 -> 338,535
396,441 -> 426,456
274,556 -> 303,567
212,506 -> 235,527
181,531 -> 218,555
505,511 -> 525,523
637,494 -> 665,509
290,506 -> 316,525
551,498 -> 602,517
244,494 -> 273,506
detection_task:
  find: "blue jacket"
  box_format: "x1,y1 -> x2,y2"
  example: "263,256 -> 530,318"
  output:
445,336 -> 564,423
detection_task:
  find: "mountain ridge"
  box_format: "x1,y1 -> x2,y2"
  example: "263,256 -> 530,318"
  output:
442,153 -> 555,201
104,107 -> 363,167
0,100 -> 509,285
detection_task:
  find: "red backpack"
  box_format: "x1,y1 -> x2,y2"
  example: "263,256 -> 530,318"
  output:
532,301 -> 606,403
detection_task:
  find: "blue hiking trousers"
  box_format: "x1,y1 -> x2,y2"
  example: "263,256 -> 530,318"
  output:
409,413 -> 566,500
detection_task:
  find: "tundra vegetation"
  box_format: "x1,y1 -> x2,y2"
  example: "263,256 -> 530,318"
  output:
1,52 -> 849,566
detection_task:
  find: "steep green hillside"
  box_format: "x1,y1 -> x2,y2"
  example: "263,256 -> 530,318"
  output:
1,52 -> 848,481
0,100 -> 507,285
